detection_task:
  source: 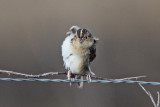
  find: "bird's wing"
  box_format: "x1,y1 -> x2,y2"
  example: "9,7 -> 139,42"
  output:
89,44 -> 96,63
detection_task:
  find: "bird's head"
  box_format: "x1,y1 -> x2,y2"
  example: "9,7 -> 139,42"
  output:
72,29 -> 95,48
68,26 -> 98,48
75,29 -> 90,43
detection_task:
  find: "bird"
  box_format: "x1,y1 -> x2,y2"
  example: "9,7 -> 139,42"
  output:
61,25 -> 98,87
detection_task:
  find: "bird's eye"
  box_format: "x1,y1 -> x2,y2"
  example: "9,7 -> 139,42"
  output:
83,34 -> 87,39
85,36 -> 88,39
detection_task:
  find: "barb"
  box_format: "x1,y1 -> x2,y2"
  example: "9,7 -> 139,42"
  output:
114,76 -> 147,80
139,84 -> 160,107
0,70 -> 66,78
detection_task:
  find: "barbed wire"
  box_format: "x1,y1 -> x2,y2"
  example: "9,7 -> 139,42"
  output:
0,78 -> 160,86
0,69 -> 146,80
0,69 -> 160,86
0,69 -> 159,106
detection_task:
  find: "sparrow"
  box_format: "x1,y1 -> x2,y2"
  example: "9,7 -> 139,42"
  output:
61,26 -> 98,87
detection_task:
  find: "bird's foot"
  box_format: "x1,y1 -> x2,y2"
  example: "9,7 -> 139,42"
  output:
67,70 -> 72,81
86,74 -> 92,83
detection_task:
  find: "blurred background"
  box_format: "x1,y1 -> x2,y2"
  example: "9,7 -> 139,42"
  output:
0,0 -> 160,107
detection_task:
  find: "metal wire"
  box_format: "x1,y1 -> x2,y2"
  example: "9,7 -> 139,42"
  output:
0,78 -> 160,86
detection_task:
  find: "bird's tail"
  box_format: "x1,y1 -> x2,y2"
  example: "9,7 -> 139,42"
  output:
76,75 -> 83,88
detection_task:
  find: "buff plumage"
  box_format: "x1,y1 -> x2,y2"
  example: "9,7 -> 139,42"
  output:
61,26 -> 98,87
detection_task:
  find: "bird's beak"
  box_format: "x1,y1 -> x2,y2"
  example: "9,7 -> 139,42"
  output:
78,38 -> 83,43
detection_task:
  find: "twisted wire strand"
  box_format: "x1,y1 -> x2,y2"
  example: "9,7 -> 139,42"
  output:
0,78 -> 160,85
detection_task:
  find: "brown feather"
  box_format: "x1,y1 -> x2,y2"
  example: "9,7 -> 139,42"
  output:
89,44 -> 96,62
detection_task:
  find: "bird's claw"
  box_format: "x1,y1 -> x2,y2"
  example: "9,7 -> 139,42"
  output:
67,70 -> 72,81
86,74 -> 92,83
